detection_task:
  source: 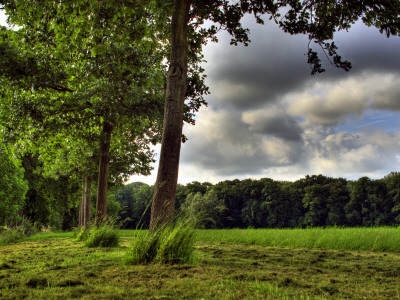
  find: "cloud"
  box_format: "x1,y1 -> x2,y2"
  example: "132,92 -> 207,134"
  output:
204,17 -> 311,109
335,22 -> 400,74
242,106 -> 303,140
305,130 -> 400,178
204,17 -> 400,113
287,73 -> 400,126
371,74 -> 400,111
181,107 -> 304,176
166,17 -> 400,183
287,76 -> 371,126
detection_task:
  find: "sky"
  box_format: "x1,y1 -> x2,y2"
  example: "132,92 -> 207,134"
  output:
132,15 -> 400,185
2,10 -> 400,185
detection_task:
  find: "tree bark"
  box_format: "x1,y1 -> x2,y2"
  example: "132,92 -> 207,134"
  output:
84,174 -> 92,227
150,0 -> 190,230
95,121 -> 113,225
78,175 -> 85,228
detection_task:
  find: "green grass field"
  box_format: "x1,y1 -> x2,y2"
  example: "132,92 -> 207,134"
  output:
1,228 -> 400,299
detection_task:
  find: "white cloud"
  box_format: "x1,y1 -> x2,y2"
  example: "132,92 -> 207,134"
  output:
305,130 -> 400,178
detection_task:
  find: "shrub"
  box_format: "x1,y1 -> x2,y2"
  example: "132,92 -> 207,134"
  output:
17,218 -> 36,237
33,221 -> 43,233
0,227 -> 24,246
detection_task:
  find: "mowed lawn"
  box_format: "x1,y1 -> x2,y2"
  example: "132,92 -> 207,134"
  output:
1,228 -> 400,299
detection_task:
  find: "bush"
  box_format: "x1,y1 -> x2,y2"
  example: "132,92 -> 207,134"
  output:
0,228 -> 24,246
180,190 -> 226,229
33,221 -> 43,233
125,219 -> 196,265
0,219 -> 39,246
17,218 -> 37,237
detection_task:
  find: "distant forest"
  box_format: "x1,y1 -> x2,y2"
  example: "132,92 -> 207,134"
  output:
2,151 -> 399,230
115,172 -> 400,229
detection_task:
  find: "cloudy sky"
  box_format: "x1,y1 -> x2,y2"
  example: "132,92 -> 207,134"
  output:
133,14 -> 400,185
2,11 -> 399,184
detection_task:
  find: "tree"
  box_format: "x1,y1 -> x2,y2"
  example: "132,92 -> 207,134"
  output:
150,0 -> 400,230
213,179 -> 244,228
1,1 -> 166,225
180,189 -> 226,228
384,172 -> 400,224
112,182 -> 153,228
0,143 -> 28,225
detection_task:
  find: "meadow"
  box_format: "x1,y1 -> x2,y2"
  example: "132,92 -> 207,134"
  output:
1,227 -> 400,299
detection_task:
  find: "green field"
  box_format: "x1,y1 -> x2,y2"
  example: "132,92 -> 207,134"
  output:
1,228 -> 400,299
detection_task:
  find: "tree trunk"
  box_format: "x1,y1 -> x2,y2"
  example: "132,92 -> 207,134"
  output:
95,121 -> 113,225
84,174 -> 92,227
150,0 -> 190,230
78,175 -> 85,228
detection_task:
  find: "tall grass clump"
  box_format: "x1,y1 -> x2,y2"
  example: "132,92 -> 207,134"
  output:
76,218 -> 120,248
125,218 -> 196,265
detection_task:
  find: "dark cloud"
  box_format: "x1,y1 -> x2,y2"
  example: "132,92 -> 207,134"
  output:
181,108 -> 304,176
242,107 -> 303,140
205,17 -> 311,109
335,23 -> 400,74
205,17 -> 400,111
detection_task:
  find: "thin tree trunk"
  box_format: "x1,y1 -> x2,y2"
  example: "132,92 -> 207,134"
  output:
150,0 -> 190,230
84,174 -> 92,227
95,121 -> 113,225
78,175 -> 85,228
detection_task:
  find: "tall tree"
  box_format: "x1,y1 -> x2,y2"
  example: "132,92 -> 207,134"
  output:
1,1 -> 166,224
150,0 -> 190,229
150,0 -> 400,229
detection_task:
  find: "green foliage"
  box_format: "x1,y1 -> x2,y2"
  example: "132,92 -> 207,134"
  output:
0,218 -> 37,246
0,227 -> 24,246
125,219 -> 196,265
0,144 -> 28,225
124,229 -> 161,264
17,218 -> 37,237
113,182 -> 153,229
75,226 -> 91,242
180,190 -> 226,228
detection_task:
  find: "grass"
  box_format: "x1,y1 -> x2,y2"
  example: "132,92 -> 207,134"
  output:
1,227 -> 400,299
195,227 -> 400,252
125,221 -> 196,265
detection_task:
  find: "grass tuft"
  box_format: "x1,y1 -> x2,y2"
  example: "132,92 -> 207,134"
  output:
76,218 -> 120,248
125,219 -> 196,265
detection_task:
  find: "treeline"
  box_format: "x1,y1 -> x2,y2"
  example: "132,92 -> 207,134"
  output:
0,151 -> 121,231
2,147 -> 399,230
115,172 -> 400,229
